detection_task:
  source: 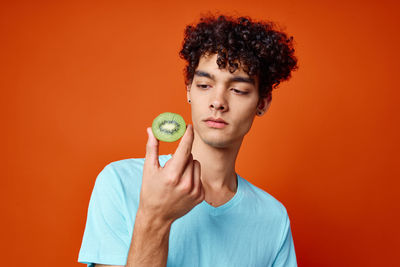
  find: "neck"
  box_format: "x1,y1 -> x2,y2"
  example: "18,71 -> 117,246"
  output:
191,133 -> 243,193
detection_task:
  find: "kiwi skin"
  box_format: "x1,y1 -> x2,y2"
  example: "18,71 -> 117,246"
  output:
151,112 -> 186,142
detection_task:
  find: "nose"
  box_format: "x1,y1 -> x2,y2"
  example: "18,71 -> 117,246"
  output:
209,89 -> 228,112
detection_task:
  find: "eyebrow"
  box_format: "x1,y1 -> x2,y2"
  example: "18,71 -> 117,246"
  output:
194,70 -> 255,85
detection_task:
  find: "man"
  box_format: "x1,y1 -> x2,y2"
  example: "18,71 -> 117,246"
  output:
78,14 -> 298,266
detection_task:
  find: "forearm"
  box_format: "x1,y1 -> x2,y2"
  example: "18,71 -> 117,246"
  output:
126,209 -> 172,267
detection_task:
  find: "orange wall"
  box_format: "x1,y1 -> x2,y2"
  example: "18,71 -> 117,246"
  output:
2,0 -> 399,266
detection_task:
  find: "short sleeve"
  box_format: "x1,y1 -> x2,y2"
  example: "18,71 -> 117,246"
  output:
78,163 -> 131,266
272,215 -> 298,267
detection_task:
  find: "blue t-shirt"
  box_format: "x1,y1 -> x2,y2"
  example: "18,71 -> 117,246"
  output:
78,155 -> 297,266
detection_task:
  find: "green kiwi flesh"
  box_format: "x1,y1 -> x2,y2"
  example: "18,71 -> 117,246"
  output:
152,112 -> 186,142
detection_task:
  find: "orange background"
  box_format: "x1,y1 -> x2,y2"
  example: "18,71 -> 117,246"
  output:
2,0 -> 399,266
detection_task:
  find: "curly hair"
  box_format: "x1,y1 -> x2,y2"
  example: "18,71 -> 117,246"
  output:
179,14 -> 298,98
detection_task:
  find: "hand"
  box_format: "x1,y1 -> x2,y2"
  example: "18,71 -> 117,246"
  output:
138,125 -> 204,224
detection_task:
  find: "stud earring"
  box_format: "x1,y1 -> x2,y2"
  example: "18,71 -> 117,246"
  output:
188,99 -> 191,103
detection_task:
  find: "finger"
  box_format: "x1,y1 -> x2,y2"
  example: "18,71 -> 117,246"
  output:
144,127 -> 160,168
192,160 -> 204,202
179,153 -> 194,193
169,124 -> 194,174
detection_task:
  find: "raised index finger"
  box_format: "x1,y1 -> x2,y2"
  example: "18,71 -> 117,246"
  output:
168,124 -> 194,173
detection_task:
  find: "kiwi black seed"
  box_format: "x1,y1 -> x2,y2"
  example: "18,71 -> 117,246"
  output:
151,112 -> 186,142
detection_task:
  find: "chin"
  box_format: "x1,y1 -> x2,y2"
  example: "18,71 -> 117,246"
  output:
200,132 -> 239,149
203,139 -> 231,148
194,123 -> 244,148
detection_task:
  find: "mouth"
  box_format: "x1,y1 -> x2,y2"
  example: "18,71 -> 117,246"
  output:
203,117 -> 228,129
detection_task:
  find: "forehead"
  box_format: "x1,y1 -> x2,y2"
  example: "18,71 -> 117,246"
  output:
195,53 -> 253,79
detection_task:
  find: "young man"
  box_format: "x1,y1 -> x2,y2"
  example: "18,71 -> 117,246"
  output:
78,14 -> 298,266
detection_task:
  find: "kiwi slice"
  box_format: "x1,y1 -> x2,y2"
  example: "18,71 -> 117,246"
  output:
152,112 -> 186,142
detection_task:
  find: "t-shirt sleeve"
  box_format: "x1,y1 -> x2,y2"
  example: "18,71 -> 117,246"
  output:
78,163 -> 131,266
272,214 -> 298,267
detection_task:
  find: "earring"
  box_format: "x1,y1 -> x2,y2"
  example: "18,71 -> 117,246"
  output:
257,111 -> 262,115
188,99 -> 191,103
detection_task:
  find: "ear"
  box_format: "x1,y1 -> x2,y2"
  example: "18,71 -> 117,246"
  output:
256,92 -> 272,116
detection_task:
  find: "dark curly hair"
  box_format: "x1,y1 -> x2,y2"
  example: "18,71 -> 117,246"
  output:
179,14 -> 298,98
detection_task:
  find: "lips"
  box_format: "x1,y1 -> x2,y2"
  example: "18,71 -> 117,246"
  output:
203,117 -> 228,128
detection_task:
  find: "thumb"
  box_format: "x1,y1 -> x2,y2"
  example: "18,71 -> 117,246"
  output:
144,127 -> 160,168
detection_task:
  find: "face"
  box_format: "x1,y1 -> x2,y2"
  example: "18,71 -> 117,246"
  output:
187,53 -> 270,148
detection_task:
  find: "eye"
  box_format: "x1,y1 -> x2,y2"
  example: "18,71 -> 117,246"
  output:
231,88 -> 248,95
196,84 -> 210,89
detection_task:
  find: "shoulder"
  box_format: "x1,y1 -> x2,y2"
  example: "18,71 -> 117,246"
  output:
239,176 -> 289,220
95,154 -> 172,189
104,154 -> 172,176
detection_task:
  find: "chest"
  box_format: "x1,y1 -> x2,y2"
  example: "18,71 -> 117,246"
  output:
166,211 -> 280,267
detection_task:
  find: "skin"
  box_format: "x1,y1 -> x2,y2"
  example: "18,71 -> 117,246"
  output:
95,53 -> 271,267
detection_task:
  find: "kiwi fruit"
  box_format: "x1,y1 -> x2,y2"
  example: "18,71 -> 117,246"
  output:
152,112 -> 186,142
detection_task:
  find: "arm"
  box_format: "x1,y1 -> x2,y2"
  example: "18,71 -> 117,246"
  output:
272,216 -> 297,267
126,125 -> 204,267
94,212 -> 171,267
126,210 -> 172,266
